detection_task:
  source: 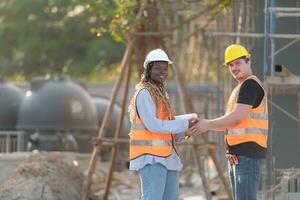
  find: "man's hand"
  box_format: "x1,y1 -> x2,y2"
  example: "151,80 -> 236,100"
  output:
189,118 -> 209,136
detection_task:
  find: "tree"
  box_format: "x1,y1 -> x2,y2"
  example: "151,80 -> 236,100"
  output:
0,0 -> 125,80
0,0 -> 231,81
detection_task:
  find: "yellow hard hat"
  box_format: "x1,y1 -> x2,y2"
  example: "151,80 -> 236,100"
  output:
224,44 -> 251,65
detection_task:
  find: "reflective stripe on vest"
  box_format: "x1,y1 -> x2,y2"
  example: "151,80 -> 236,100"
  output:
225,75 -> 269,148
130,140 -> 173,146
248,112 -> 268,120
228,128 -> 268,135
129,89 -> 176,160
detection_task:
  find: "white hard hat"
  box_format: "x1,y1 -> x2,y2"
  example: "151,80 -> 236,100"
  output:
143,49 -> 172,69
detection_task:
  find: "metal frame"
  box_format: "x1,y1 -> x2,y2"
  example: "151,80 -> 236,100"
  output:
208,0 -> 300,199
0,131 -> 25,153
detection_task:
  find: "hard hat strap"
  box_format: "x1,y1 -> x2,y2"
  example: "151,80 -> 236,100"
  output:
147,61 -> 154,70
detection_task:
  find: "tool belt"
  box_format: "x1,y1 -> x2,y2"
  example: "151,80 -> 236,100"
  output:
226,153 -> 239,165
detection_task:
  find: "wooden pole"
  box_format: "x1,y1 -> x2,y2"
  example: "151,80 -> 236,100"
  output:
81,41 -> 134,200
192,147 -> 212,200
103,55 -> 132,200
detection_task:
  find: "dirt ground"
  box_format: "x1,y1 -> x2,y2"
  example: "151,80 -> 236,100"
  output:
0,152 -> 83,200
0,152 -> 229,200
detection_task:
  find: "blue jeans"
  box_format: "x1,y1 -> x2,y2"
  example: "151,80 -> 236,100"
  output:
139,163 -> 179,200
228,155 -> 263,200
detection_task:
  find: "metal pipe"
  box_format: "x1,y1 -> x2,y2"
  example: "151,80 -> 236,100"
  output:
270,1 -> 276,198
263,1 -> 270,199
264,0 -> 269,75
209,32 -> 300,39
270,0 -> 276,77
236,0 -> 244,44
268,99 -> 300,125
275,13 -> 300,18
269,7 -> 300,12
271,38 -> 300,57
211,32 -> 264,38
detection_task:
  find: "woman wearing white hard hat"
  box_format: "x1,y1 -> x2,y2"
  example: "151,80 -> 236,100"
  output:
128,49 -> 197,200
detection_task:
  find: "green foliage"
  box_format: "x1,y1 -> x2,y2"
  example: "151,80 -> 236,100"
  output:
0,0 -> 125,81
0,0 -> 231,82
88,0 -> 138,42
222,0 -> 232,9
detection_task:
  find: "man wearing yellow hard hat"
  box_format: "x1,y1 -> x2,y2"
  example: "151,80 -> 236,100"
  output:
190,44 -> 269,200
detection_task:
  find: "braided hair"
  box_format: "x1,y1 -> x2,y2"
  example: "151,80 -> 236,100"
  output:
128,62 -> 174,122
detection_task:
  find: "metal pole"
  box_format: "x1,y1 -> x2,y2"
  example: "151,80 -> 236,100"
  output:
263,1 -> 270,199
270,0 -> 276,77
275,13 -> 300,18
272,38 -> 300,57
269,7 -> 300,12
236,0 -> 244,44
268,99 -> 300,124
264,0 -> 269,75
269,86 -> 275,200
209,32 -> 300,39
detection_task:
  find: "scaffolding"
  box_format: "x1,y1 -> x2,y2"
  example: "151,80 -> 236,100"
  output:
209,0 -> 300,199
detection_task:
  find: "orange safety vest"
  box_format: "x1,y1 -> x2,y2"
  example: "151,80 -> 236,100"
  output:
225,75 -> 269,148
129,90 -> 177,160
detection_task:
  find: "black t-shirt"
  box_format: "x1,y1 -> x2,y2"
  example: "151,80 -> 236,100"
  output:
227,79 -> 267,158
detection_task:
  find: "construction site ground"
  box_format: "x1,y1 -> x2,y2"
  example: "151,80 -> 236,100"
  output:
0,151 -> 230,200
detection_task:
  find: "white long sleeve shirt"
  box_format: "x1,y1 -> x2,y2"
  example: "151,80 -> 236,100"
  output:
129,89 -> 189,171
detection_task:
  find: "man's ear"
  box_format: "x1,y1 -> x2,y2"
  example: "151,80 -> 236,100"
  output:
245,58 -> 251,65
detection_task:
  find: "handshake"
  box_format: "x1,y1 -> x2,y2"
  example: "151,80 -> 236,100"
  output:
185,117 -> 209,137
175,113 -> 209,138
